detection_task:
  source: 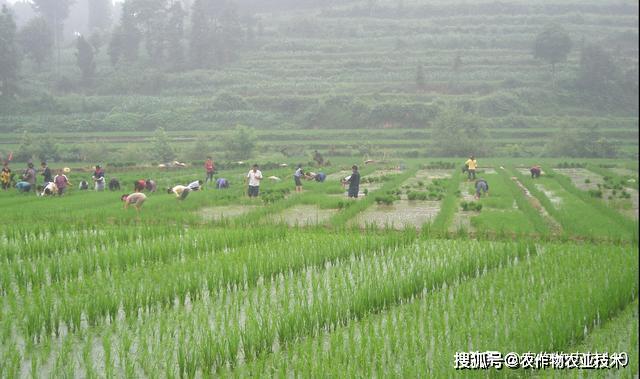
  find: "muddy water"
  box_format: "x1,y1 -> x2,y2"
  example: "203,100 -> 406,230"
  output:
553,168 -> 603,191
351,200 -> 440,230
200,205 -> 257,221
268,205 -> 337,226
534,184 -> 562,208
611,168 -> 638,177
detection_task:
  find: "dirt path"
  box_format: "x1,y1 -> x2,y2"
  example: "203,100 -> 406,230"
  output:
511,177 -> 562,233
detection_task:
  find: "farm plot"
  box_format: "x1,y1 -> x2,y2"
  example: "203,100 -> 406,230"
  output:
349,170 -> 449,230
350,200 -> 441,230
555,168 -> 638,220
266,204 -> 338,226
200,205 -> 257,221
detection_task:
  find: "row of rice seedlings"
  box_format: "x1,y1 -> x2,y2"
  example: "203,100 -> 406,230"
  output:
496,167 -> 551,235
425,167 -> 462,235
548,166 -> 637,235
509,166 -> 635,242
1,225 -> 292,292
234,242 -> 638,377
11,231 -> 413,340
92,239 -> 534,376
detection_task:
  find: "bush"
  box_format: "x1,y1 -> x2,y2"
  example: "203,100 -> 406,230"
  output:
460,201 -> 482,212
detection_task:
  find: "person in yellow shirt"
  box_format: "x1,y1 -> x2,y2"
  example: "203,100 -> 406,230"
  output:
465,155 -> 477,180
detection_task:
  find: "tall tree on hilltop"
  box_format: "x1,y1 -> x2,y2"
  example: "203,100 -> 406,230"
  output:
166,1 -> 185,70
18,17 -> 54,69
189,0 -> 243,68
30,0 -> 74,70
76,35 -> 96,86
533,23 -> 572,80
0,5 -> 19,97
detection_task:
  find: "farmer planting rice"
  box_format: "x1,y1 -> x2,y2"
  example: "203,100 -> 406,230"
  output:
188,180 -> 203,191
40,161 -> 53,184
168,184 -> 191,200
121,191 -> 147,213
216,177 -> 229,189
145,179 -> 157,192
1,163 -> 11,190
530,165 -> 541,178
78,180 -> 89,190
23,162 -> 36,192
294,164 -> 304,192
246,164 -> 263,198
343,165 -> 361,199
465,155 -> 477,180
92,165 -> 105,191
134,179 -> 147,192
54,170 -> 70,196
474,178 -> 489,199
204,157 -> 216,185
109,178 -> 121,191
39,181 -> 58,196
15,181 -> 31,193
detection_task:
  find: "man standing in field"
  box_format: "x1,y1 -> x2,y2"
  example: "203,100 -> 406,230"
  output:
1,163 -> 11,190
41,161 -> 53,184
246,164 -> 263,198
294,164 -> 304,192
92,165 -> 105,191
54,169 -> 70,196
343,165 -> 361,199
474,178 -> 489,199
23,162 -> 36,193
122,191 -> 147,214
168,184 -> 191,200
204,157 -> 216,185
465,155 -> 477,180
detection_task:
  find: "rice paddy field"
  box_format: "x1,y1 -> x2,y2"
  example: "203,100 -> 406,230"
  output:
0,157 -> 637,377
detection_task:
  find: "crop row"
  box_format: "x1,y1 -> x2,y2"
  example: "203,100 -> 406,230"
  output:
4,231 -> 414,341
230,243 -> 638,377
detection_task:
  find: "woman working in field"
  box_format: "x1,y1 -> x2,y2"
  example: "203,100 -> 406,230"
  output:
122,192 -> 147,213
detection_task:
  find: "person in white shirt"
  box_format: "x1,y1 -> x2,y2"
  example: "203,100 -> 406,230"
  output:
167,185 -> 191,200
246,164 -> 263,197
294,164 -> 304,192
40,181 -> 58,196
187,180 -> 203,191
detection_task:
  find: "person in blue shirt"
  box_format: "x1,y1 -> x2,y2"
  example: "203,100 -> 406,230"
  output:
216,178 -> 229,189
16,181 -> 31,193
343,165 -> 360,199
314,172 -> 326,182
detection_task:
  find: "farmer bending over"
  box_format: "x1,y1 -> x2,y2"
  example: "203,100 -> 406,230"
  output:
530,165 -> 541,179
122,192 -> 147,214
168,185 -> 191,200
474,178 -> 489,199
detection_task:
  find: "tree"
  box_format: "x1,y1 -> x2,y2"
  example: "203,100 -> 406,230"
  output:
578,43 -> 619,93
88,0 -> 112,31
430,106 -> 487,157
533,23 -> 572,76
118,0 -> 142,62
150,127 -> 175,163
225,125 -> 256,160
15,130 -> 36,161
0,5 -> 19,97
416,64 -> 426,90
76,35 -> 96,85
189,0 -> 243,68
165,1 -> 185,70
544,128 -> 617,158
88,30 -> 104,54
18,17 -> 54,69
30,0 -> 74,70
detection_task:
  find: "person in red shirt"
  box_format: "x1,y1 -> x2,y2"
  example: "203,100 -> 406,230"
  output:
134,179 -> 146,192
204,156 -> 216,185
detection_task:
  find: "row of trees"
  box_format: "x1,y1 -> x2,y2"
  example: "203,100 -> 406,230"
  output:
0,0 -> 256,96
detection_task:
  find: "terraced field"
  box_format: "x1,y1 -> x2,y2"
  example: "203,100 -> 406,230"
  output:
0,159 -> 637,377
